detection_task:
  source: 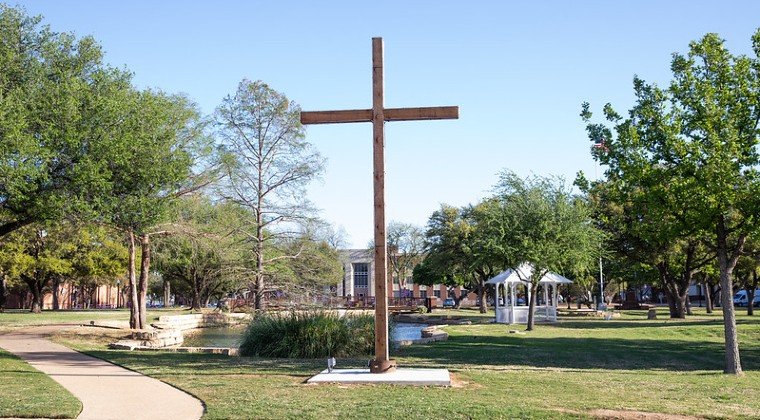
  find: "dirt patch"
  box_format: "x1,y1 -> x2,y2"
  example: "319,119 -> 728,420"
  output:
588,409 -> 702,420
448,372 -> 482,389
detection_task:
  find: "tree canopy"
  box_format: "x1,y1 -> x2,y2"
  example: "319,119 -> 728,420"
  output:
215,80 -> 325,309
580,30 -> 760,374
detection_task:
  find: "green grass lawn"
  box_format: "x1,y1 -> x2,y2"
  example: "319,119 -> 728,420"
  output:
0,308 -> 192,331
0,348 -> 81,418
51,307 -> 760,419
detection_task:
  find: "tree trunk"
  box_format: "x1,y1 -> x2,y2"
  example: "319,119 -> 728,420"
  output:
29,280 -> 43,314
716,218 -> 743,375
686,295 -> 693,316
477,279 -> 487,314
747,286 -> 755,316
52,277 -> 60,310
704,281 -> 713,314
255,158 -> 266,310
255,222 -> 265,310
526,282 -> 538,331
664,285 -> 687,318
17,290 -> 26,310
0,274 -> 6,312
127,231 -> 140,329
192,276 -> 201,310
163,279 -> 171,308
138,234 -> 151,329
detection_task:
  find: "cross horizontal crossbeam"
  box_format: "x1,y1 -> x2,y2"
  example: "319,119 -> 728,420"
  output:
300,106 -> 458,125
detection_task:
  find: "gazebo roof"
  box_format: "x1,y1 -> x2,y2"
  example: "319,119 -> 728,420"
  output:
485,263 -> 573,285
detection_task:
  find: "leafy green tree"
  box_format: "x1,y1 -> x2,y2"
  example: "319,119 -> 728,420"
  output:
104,91 -> 203,328
492,172 -> 604,331
153,197 -> 248,310
64,225 -> 126,309
215,80 -> 325,309
0,223 -> 74,312
0,5 -> 133,237
580,31 -> 760,374
578,179 -> 712,317
415,203 -> 500,313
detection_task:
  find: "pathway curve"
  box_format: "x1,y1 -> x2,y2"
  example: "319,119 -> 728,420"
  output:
0,326 -> 204,420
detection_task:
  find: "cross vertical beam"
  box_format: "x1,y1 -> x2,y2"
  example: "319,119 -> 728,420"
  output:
370,37 -> 393,373
299,37 -> 458,374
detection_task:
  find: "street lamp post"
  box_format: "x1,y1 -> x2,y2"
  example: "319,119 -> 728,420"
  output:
599,255 -> 604,310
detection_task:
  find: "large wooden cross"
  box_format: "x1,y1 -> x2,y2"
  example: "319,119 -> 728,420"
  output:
301,37 -> 458,373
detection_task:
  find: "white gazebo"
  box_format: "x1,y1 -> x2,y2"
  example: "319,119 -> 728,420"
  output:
486,264 -> 573,324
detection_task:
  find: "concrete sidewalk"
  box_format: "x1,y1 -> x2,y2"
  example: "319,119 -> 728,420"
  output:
0,326 -> 204,420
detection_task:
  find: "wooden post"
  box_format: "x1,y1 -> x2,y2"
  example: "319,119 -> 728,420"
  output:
369,37 -> 394,373
299,37 -> 458,373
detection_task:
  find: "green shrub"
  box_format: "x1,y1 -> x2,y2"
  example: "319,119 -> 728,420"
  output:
239,310 -> 389,358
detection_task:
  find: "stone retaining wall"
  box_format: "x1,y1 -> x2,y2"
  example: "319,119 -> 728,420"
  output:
109,312 -> 250,351
152,312 -> 250,331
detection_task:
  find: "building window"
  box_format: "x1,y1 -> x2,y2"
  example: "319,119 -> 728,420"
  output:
353,263 -> 369,287
434,289 -> 441,298
393,276 -> 399,284
419,290 -> 427,299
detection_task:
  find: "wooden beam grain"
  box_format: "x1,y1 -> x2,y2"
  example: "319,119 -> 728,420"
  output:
383,106 -> 459,121
300,109 -> 372,124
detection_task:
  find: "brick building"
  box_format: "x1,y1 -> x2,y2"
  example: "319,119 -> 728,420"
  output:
4,282 -> 120,310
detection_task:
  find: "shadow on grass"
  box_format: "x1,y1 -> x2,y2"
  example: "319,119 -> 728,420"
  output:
555,317 -> 760,330
396,333 -> 760,372
81,349 -> 362,378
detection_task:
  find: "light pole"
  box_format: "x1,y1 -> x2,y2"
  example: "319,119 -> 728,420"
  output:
116,280 -> 121,308
598,254 -> 604,310
595,138 -> 605,310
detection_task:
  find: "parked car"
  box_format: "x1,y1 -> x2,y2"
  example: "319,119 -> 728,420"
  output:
733,290 -> 760,307
443,298 -> 456,308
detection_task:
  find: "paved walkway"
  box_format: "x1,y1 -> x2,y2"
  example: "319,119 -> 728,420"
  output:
0,326 -> 204,420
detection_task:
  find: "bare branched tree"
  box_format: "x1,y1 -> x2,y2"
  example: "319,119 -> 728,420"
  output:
215,80 -> 325,309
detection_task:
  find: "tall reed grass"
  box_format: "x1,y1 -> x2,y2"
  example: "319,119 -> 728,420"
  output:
239,311 -> 385,358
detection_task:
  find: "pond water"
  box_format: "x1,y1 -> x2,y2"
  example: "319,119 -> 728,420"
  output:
391,323 -> 429,341
182,326 -> 245,348
181,323 -> 430,348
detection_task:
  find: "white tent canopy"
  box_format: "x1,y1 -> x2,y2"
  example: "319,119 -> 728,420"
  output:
487,263 -> 573,324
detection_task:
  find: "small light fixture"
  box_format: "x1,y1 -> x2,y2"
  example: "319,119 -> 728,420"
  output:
327,356 -> 336,373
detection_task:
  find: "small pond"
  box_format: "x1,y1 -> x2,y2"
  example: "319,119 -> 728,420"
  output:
182,326 -> 245,348
182,323 -> 430,348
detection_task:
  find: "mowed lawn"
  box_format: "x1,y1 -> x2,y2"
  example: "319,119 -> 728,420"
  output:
0,348 -> 81,418
51,307 -> 760,420
0,308 -> 189,331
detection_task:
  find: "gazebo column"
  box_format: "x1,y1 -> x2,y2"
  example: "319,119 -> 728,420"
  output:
544,284 -> 549,319
508,283 -> 514,323
553,285 -> 559,321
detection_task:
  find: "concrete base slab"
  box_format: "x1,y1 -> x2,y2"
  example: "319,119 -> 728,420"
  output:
307,368 -> 450,386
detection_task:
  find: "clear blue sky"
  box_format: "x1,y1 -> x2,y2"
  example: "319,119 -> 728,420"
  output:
15,0 -> 760,247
